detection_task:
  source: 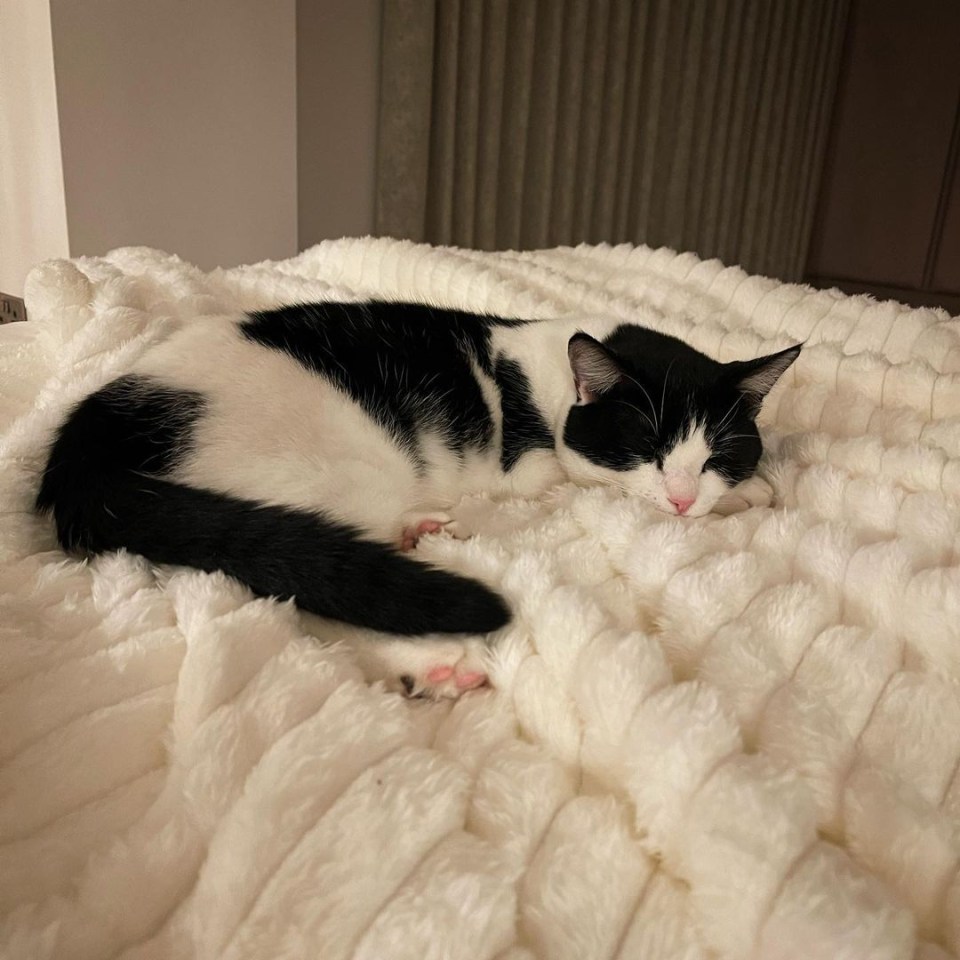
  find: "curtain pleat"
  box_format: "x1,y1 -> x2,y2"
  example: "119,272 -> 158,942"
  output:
589,0 -> 632,240
744,1 -> 804,272
548,0 -> 590,244
520,0 -> 565,248
495,0 -> 536,245
610,0 -> 651,241
697,0 -> 745,257
628,0 -> 672,244
425,0 -> 458,244
789,0 -> 848,276
719,1 -> 778,267
377,0 -> 851,280
571,0 -> 612,241
450,1 -> 483,242
473,0 -> 508,247
373,0 -> 435,241
682,1 -> 731,245
759,0 -> 816,272
712,2 -> 768,264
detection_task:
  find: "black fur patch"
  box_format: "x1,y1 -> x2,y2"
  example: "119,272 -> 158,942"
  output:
241,301 -> 526,464
603,324 -> 719,383
37,375 -> 206,548
37,373 -> 510,635
494,355 -> 554,471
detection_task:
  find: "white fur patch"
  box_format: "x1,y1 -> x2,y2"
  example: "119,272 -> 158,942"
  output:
663,422 -> 711,477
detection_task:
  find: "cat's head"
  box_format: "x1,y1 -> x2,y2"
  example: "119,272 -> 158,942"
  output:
558,325 -> 800,516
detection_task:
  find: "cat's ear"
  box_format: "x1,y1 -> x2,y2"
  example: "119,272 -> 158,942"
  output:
568,333 -> 624,403
726,343 -> 802,414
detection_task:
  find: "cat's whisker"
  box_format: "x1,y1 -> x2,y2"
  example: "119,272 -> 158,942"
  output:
613,399 -> 656,433
659,359 -> 676,429
605,477 -> 633,497
618,371 -> 660,430
714,394 -> 743,435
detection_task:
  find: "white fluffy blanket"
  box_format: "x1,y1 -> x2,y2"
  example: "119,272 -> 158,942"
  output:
2,240 -> 960,960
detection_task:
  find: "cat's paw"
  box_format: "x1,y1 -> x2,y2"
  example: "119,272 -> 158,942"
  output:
400,498 -> 515,547
713,475 -> 775,515
445,495 -> 510,540
355,637 -> 491,700
400,660 -> 488,699
399,512 -> 453,551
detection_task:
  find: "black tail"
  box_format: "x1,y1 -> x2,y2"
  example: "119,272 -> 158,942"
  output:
36,377 -> 510,636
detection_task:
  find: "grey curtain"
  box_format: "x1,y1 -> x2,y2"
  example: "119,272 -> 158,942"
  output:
376,0 -> 850,281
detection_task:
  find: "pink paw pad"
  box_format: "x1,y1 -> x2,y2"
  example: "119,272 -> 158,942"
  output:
455,671 -> 487,691
424,665 -> 486,689
394,640 -> 490,700
400,519 -> 447,552
426,665 -> 455,684
415,520 -> 445,537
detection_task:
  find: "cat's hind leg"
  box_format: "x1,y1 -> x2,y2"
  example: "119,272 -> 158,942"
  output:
354,636 -> 490,700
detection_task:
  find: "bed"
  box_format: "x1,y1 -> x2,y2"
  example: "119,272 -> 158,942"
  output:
2,239 -> 959,959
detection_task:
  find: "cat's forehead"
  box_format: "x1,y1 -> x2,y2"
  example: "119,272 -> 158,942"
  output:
605,324 -> 722,381
622,372 -> 742,427
620,375 -> 728,431
662,421 -> 711,469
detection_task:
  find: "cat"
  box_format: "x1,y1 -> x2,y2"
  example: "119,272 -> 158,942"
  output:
37,300 -> 800,697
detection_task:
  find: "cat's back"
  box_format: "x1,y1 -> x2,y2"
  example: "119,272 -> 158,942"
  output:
234,300 -> 523,456
131,299 -> 499,394
126,300 -> 525,530
241,299 -> 523,370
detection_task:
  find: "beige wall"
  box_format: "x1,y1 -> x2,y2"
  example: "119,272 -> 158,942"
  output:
0,1 -> 379,287
0,0 -> 69,296
297,0 -> 381,248
49,0 -> 298,270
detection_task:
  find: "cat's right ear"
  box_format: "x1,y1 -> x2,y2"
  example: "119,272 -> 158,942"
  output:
725,343 -> 802,415
568,333 -> 624,403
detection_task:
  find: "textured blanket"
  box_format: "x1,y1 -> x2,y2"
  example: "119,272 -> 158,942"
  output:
2,240 -> 959,960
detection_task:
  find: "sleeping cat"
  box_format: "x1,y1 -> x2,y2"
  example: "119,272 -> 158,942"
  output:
37,300 -> 799,697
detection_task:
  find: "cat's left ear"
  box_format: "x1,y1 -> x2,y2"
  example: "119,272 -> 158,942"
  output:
568,333 -> 625,403
725,343 -> 802,414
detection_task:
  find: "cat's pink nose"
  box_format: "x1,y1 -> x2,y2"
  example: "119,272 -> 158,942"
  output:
669,495 -> 695,515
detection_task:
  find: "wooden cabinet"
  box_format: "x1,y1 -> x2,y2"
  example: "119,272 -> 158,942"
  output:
805,0 -> 960,313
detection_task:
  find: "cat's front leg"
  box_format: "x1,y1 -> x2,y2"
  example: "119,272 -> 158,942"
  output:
713,474 -> 774,516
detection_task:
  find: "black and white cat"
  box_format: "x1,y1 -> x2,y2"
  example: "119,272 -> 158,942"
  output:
37,300 -> 799,697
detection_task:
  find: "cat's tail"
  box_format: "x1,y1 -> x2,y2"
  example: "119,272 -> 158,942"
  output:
36,378 -> 510,636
